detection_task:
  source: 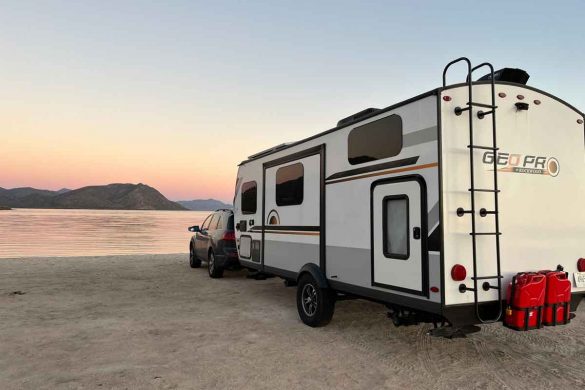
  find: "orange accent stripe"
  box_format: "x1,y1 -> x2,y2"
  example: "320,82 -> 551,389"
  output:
326,162 -> 439,184
264,230 -> 320,236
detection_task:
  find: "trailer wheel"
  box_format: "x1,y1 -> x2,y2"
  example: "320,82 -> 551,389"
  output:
207,251 -> 224,278
296,273 -> 335,327
189,244 -> 201,268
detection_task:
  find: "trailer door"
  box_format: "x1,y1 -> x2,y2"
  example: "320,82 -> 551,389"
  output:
371,177 -> 428,296
262,149 -> 323,273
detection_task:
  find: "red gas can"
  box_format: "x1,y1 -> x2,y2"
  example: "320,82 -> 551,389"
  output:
539,271 -> 571,326
504,273 -> 546,331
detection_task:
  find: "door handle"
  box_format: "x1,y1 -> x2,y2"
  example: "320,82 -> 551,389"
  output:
413,227 -> 421,240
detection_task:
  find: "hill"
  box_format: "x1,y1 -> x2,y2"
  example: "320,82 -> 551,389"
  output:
0,184 -> 186,211
177,199 -> 232,211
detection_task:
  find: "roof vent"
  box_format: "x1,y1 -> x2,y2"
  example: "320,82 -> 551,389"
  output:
478,68 -> 530,85
337,108 -> 380,127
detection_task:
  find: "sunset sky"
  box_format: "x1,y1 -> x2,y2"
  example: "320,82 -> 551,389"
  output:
1,1 -> 584,202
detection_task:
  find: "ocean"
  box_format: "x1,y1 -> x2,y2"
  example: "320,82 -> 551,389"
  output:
0,208 -> 209,258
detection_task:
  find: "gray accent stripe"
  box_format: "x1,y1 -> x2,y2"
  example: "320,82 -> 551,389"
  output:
403,126 -> 438,148
428,201 -> 440,232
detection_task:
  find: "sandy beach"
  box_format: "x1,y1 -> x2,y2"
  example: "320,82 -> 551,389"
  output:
1,254 -> 584,390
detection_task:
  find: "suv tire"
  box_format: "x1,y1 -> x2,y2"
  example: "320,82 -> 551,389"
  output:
189,244 -> 201,268
208,250 -> 224,278
296,273 -> 335,327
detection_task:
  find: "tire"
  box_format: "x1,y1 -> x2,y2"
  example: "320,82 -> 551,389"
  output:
296,273 -> 335,327
189,244 -> 201,268
207,250 -> 224,278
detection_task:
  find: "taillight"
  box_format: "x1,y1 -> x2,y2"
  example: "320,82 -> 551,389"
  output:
577,258 -> 585,272
451,264 -> 467,281
222,231 -> 235,241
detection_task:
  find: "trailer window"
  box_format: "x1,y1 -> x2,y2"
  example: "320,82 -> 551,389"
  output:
383,195 -> 409,259
276,162 -> 304,206
241,181 -> 257,214
348,114 -> 403,165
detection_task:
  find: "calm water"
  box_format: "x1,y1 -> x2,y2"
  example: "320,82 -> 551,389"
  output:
0,209 -> 210,258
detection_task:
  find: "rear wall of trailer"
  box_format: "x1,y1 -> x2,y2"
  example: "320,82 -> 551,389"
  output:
440,83 -> 585,307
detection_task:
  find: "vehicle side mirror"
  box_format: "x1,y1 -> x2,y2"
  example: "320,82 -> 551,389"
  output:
188,225 -> 200,233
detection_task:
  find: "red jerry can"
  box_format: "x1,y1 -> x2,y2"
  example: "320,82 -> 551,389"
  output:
539,271 -> 571,326
504,273 -> 546,331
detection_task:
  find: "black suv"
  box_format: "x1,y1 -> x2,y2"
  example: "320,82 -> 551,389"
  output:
188,209 -> 238,278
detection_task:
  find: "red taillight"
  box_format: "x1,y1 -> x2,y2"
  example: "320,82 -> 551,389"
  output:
222,231 -> 235,241
430,286 -> 439,293
451,264 -> 467,281
442,96 -> 452,102
577,258 -> 585,272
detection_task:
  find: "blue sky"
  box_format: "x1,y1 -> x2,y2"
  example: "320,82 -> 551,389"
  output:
1,0 -> 583,201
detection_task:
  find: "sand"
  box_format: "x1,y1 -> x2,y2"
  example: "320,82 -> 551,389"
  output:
1,254 -> 584,390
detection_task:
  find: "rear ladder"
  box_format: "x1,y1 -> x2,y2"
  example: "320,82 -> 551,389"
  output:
442,57 -> 503,323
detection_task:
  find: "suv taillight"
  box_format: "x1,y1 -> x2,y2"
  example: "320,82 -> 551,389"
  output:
222,231 -> 235,241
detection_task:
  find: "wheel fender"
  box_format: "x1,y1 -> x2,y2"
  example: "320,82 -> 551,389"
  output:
297,263 -> 328,289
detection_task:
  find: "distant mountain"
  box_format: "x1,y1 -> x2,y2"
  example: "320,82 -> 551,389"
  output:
0,187 -> 63,199
0,184 -> 186,211
177,199 -> 232,211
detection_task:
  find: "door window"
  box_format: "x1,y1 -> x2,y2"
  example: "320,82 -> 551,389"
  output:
383,195 -> 409,259
275,162 -> 304,206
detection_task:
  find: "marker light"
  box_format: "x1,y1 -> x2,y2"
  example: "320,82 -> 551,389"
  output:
578,119 -> 584,125
451,264 -> 467,281
443,96 -> 452,102
577,258 -> 585,272
517,94 -> 525,100
498,92 -> 507,98
534,100 -> 541,105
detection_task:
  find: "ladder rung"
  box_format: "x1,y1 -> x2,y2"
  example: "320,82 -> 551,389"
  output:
472,275 -> 504,280
477,110 -> 495,119
467,145 -> 498,151
468,102 -> 497,109
470,232 -> 502,236
469,188 -> 500,193
479,209 -> 498,217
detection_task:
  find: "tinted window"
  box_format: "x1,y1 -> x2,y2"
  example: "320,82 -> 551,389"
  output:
215,214 -> 224,229
383,196 -> 409,259
209,213 -> 220,230
276,162 -> 304,206
241,181 -> 257,214
201,215 -> 212,230
227,215 -> 234,230
348,114 -> 403,165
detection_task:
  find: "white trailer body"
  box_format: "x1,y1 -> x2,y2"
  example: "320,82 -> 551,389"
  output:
233,60 -> 585,327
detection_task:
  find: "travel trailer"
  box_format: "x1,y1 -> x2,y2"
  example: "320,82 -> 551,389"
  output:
233,58 -> 585,331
